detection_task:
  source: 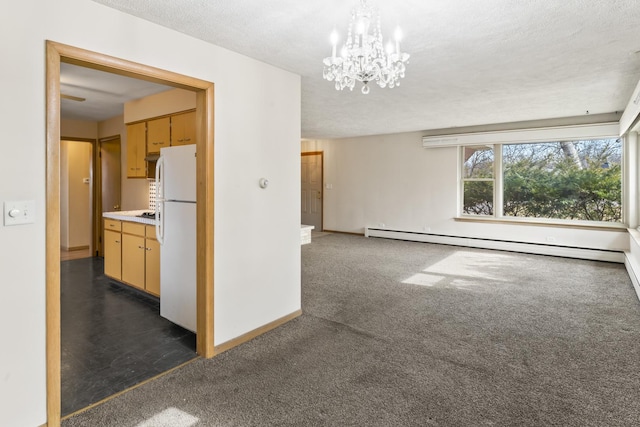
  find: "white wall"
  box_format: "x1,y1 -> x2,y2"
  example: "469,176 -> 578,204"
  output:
302,131 -> 628,252
0,0 -> 300,425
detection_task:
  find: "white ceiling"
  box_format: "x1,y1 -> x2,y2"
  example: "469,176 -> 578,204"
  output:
75,0 -> 640,139
60,62 -> 172,122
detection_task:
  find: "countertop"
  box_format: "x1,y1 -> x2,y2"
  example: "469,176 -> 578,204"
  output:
103,210 -> 157,225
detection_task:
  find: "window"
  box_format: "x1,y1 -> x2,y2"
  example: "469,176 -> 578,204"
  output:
461,138 -> 622,223
462,146 -> 494,216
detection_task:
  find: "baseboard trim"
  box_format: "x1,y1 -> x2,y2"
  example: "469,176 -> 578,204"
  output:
214,309 -> 302,355
61,245 -> 90,252
624,253 -> 640,303
365,227 -> 624,263
322,229 -> 365,236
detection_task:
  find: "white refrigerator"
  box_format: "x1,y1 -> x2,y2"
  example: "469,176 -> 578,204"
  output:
155,145 -> 197,332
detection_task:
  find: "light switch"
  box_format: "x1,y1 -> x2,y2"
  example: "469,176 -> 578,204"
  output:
4,200 -> 35,226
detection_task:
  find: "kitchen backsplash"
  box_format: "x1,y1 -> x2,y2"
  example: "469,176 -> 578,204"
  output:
148,180 -> 157,211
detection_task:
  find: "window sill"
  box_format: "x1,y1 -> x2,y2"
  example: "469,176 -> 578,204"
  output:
454,216 -> 628,232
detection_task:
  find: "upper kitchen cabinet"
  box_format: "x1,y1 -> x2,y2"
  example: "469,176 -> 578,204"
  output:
171,111 -> 196,146
126,122 -> 147,178
147,116 -> 171,153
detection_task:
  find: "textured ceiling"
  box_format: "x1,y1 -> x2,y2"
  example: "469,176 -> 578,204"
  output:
60,62 -> 172,122
86,0 -> 640,139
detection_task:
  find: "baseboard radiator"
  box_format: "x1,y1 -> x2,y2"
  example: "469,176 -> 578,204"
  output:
365,227 -> 625,263
624,229 -> 640,302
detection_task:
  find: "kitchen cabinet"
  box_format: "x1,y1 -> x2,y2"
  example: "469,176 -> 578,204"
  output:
104,220 -> 122,280
171,111 -> 196,146
104,218 -> 160,296
122,223 -> 146,290
145,225 -> 160,296
126,122 -> 147,178
147,117 -> 171,153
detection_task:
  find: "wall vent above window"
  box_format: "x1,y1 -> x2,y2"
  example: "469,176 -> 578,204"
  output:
422,122 -> 618,149
421,137 -> 459,148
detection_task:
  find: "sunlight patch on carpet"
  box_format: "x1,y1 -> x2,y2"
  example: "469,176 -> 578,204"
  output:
402,273 -> 445,287
423,250 -> 517,281
136,407 -> 199,427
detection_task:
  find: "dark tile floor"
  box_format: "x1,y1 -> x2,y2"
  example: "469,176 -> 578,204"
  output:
61,257 -> 197,416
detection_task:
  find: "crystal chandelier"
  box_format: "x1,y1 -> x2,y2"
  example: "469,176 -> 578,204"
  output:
322,0 -> 410,94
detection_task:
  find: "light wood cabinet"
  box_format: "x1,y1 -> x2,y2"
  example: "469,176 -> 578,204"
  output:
104,227 -> 122,280
171,111 -> 196,146
145,225 -> 160,296
122,230 -> 146,290
147,117 -> 171,153
105,219 -> 160,296
126,122 -> 147,178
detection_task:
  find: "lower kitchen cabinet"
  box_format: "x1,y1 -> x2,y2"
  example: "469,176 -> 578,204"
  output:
104,229 -> 122,280
104,218 -> 160,296
122,232 -> 146,290
145,232 -> 160,296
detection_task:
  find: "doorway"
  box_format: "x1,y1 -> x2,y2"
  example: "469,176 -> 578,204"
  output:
301,151 -> 323,231
60,139 -> 94,261
46,41 -> 215,426
97,135 -> 122,257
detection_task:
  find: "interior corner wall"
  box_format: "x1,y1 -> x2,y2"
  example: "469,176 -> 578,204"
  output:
99,115 -> 148,211
302,131 -> 628,253
0,0 -> 301,425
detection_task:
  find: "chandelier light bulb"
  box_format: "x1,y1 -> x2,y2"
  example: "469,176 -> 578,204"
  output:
394,27 -> 403,41
330,30 -> 339,59
385,41 -> 394,55
330,30 -> 339,45
322,0 -> 410,94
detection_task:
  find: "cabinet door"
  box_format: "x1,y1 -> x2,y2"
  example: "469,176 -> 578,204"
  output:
145,237 -> 160,296
122,233 -> 145,289
104,229 -> 122,280
171,111 -> 196,146
147,117 -> 171,153
126,122 -> 146,178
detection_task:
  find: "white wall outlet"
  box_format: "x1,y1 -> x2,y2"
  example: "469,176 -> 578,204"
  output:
546,236 -> 556,243
3,200 -> 35,226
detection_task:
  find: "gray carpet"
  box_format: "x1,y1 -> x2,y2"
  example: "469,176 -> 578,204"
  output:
63,234 -> 640,426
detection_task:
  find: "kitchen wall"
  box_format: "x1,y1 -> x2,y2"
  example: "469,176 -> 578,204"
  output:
124,88 -> 196,123
0,0 -> 301,425
98,115 -> 148,211
301,127 -> 629,253
62,116 -> 149,212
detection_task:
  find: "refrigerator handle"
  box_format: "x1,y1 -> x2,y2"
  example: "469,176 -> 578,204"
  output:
155,155 -> 165,245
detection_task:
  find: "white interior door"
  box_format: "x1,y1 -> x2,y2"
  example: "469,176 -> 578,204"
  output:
301,153 -> 322,230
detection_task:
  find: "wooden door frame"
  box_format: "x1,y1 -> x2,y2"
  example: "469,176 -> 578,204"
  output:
46,41 -> 215,426
301,151 -> 324,231
96,134 -> 122,257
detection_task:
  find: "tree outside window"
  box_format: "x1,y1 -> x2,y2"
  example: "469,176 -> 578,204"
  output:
462,146 -> 494,216
461,138 -> 622,223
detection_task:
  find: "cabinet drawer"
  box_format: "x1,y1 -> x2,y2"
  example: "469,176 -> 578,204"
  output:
145,225 -> 157,240
122,222 -> 146,236
104,219 -> 121,231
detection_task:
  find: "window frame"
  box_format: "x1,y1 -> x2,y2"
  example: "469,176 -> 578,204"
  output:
458,136 -> 625,227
